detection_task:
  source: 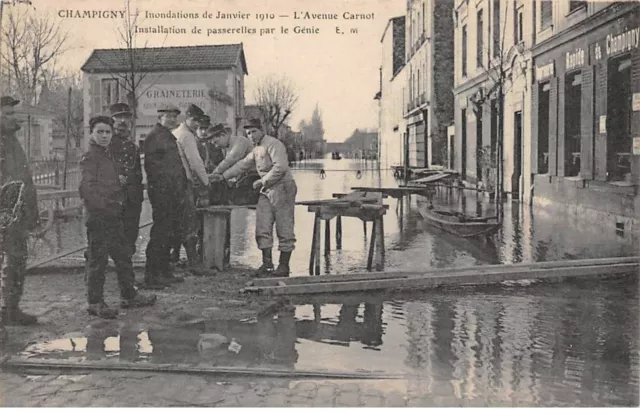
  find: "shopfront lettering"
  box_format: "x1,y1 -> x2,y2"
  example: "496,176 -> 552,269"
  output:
144,89 -> 206,99
536,62 -> 555,81
565,48 -> 585,71
138,83 -> 211,116
606,27 -> 640,56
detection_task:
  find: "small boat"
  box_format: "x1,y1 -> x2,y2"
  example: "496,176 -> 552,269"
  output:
417,202 -> 500,238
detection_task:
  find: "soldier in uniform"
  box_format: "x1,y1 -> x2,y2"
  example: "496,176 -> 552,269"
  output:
79,116 -> 156,319
143,104 -> 187,288
107,103 -> 144,256
0,96 -> 38,325
217,118 -> 297,277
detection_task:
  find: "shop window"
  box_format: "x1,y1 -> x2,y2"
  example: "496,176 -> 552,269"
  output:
538,82 -> 550,174
461,108 -> 467,179
564,72 -> 582,177
606,55 -> 632,182
462,25 -> 468,76
101,78 -> 119,112
540,1 -> 552,31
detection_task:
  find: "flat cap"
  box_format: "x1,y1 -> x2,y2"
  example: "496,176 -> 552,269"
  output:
244,118 -> 263,130
109,102 -> 132,117
89,115 -> 114,131
210,123 -> 232,137
157,103 -> 181,114
186,104 -> 204,118
0,96 -> 20,107
197,114 -> 211,127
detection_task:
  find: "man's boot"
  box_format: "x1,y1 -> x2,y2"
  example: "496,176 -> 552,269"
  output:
142,264 -> 170,290
273,251 -> 292,277
185,238 -> 208,276
253,248 -> 274,278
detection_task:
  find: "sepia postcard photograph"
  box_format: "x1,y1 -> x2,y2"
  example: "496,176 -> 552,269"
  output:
0,0 -> 638,409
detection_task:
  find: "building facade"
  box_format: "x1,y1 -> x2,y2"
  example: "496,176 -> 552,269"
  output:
405,0 -> 455,169
81,44 -> 248,148
377,16 -> 407,170
453,0 -> 535,201
530,1 -> 640,228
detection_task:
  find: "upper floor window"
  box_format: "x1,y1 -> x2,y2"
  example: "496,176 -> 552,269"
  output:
101,78 -> 119,112
569,1 -> 587,13
493,0 -> 500,57
541,1 -> 552,30
477,9 -> 484,68
462,24 -> 468,76
514,7 -> 524,44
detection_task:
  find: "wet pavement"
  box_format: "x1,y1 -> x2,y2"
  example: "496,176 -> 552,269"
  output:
12,157 -> 640,406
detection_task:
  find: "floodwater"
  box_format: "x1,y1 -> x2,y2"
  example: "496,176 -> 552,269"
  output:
21,157 -> 640,406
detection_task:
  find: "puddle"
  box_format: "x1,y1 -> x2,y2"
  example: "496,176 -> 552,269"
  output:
18,276 -> 639,406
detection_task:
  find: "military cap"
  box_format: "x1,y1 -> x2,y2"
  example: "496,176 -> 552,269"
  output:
197,114 -> 211,127
185,104 -> 204,118
89,115 -> 114,132
0,96 -> 20,107
157,103 -> 181,114
210,123 -> 231,137
244,118 -> 263,130
109,102 -> 132,117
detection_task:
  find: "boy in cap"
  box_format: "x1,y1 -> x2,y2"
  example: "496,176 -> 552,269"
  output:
216,118 -> 297,277
80,115 -> 156,318
172,104 -> 210,275
143,104 -> 187,288
0,95 -> 39,325
108,103 -> 144,257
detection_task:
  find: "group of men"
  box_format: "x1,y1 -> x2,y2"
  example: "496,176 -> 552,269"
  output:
79,99 -> 298,319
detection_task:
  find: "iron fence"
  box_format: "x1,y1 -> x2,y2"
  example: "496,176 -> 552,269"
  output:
30,157 -> 81,190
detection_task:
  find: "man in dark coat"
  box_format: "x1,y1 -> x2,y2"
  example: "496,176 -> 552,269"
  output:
0,96 -> 38,325
108,103 -> 144,256
79,116 -> 156,319
143,104 -> 188,288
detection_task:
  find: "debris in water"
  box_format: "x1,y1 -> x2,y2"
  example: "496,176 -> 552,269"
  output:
228,339 -> 242,354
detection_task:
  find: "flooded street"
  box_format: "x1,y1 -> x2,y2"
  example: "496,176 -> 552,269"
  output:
22,157 -> 640,406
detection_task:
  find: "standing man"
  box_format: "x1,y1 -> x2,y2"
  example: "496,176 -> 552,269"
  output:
80,116 -> 156,319
143,104 -> 187,289
108,103 -> 143,256
0,96 -> 38,325
216,118 -> 297,277
173,104 -> 209,275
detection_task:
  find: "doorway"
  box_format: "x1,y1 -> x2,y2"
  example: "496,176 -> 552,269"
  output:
538,82 -> 550,173
461,108 -> 467,179
564,71 -> 582,177
606,54 -> 632,181
476,112 -> 483,182
512,111 -> 523,199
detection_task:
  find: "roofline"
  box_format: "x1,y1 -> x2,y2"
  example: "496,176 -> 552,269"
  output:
381,16 -> 405,43
80,43 -> 248,74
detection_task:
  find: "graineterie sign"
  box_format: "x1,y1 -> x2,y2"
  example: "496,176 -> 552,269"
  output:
536,62 -> 554,81
138,84 -> 211,116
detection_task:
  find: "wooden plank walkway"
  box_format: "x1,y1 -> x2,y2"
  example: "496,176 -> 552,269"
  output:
242,256 -> 640,296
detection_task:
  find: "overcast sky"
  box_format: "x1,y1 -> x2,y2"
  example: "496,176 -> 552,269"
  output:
31,0 -> 406,142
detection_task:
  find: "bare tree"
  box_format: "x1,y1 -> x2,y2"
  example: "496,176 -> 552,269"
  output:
91,0 -> 167,139
253,74 -> 299,138
0,6 -> 69,104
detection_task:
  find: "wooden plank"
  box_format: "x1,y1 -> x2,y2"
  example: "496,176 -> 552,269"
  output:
250,256 -> 640,287
336,216 -> 342,249
366,220 -> 377,271
324,219 -> 331,255
313,213 -> 321,275
375,217 -> 385,271
36,189 -> 79,201
202,211 -> 227,271
243,263 -> 639,296
26,221 -> 153,270
309,214 -> 319,275
197,205 -> 256,213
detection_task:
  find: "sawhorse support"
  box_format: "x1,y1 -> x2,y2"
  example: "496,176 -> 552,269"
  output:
198,205 -> 254,272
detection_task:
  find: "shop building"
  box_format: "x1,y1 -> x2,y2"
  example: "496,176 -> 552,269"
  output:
81,43 -> 248,148
530,2 -> 640,229
377,16 -> 407,170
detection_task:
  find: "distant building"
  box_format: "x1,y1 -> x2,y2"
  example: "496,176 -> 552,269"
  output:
405,0 -> 455,168
81,43 -> 248,148
377,16 -> 407,170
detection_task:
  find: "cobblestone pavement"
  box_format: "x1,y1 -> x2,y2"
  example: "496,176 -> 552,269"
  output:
0,370 -> 426,407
